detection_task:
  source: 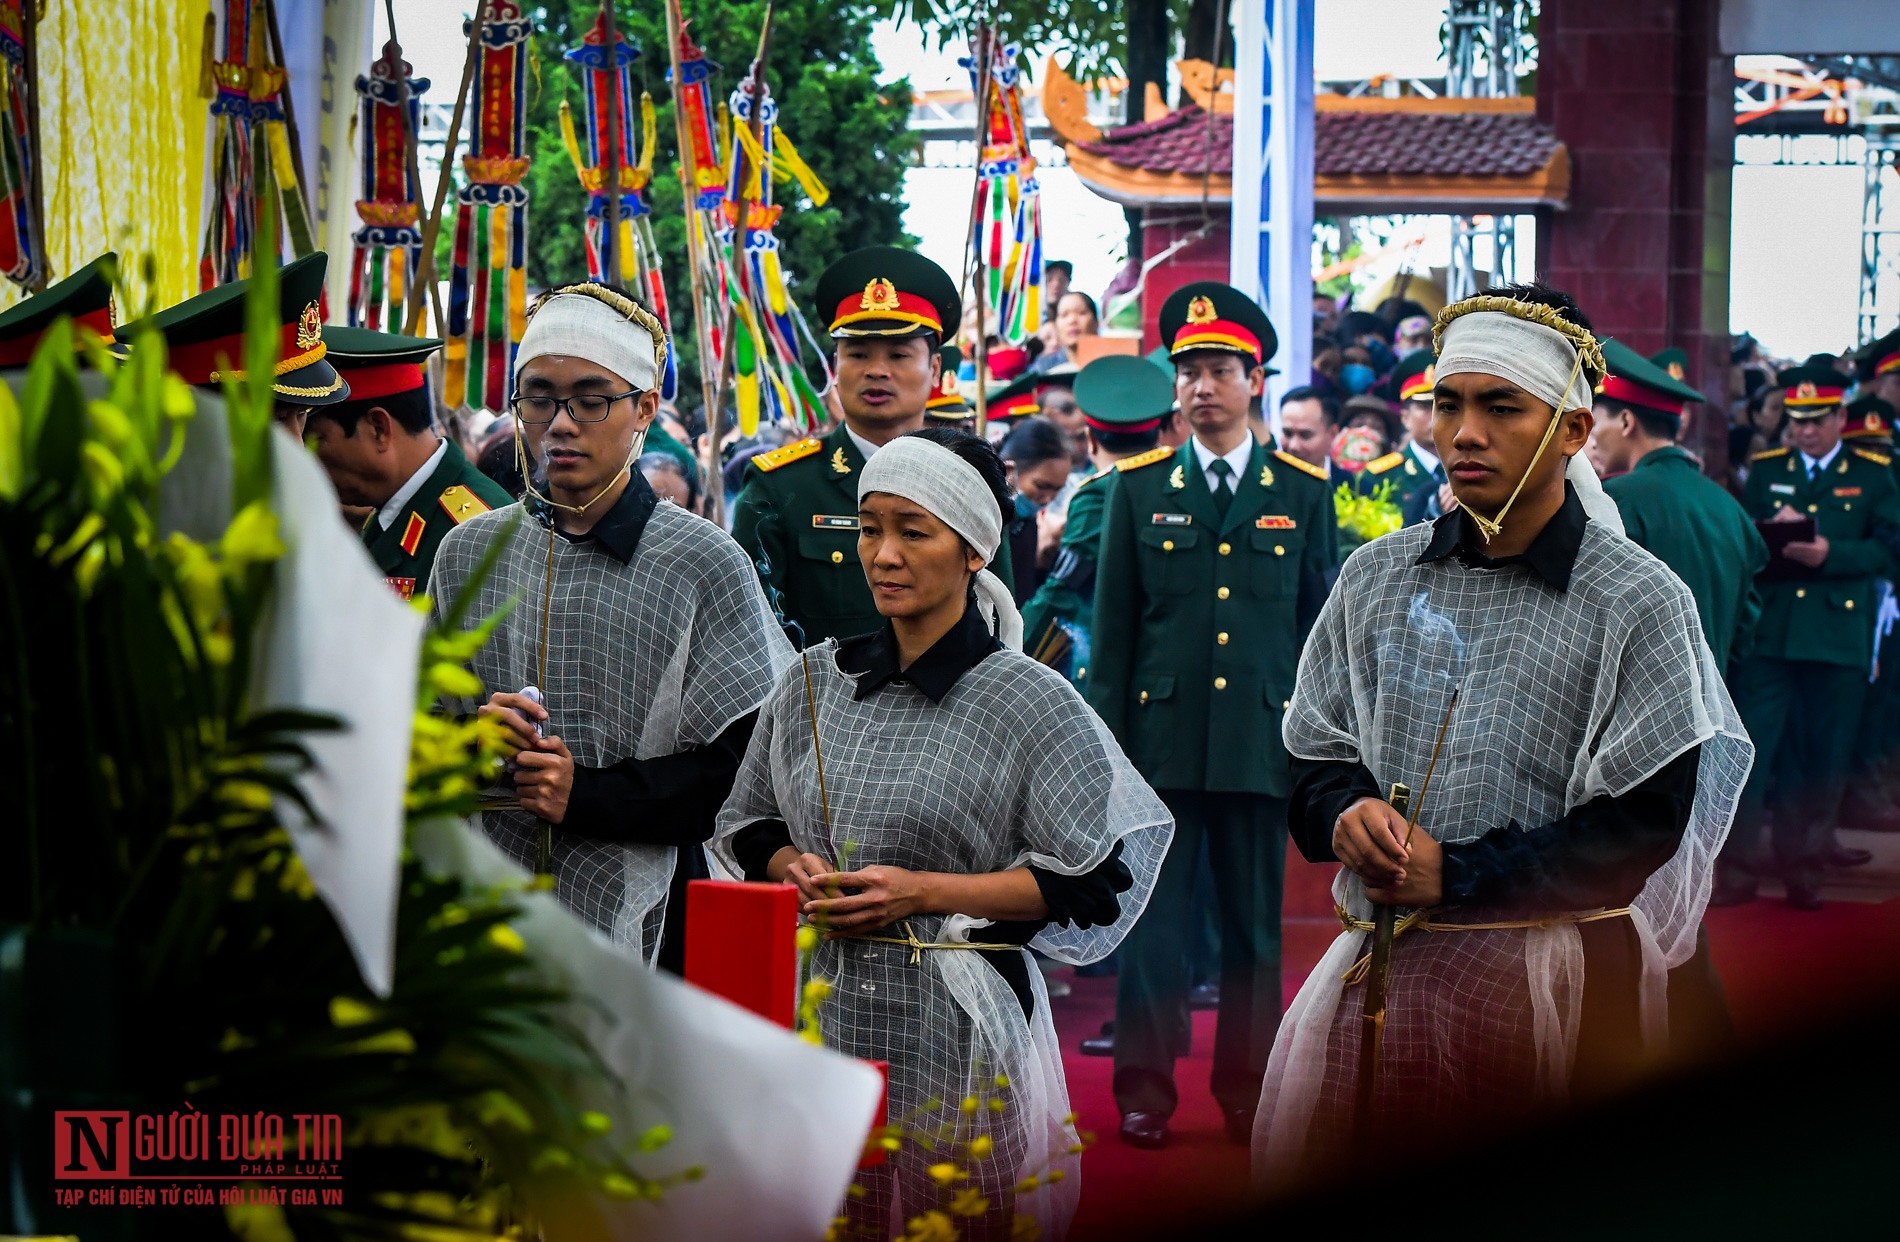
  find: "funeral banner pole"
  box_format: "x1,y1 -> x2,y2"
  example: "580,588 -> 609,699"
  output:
600,1 -> 625,289
663,0 -> 725,521
705,2 -> 774,523
19,0 -> 44,291
263,0 -> 314,225
381,0 -> 446,335
966,16 -> 993,439
407,0 -> 489,339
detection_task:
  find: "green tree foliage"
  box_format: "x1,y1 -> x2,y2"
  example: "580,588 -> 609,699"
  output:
520,1 -> 917,410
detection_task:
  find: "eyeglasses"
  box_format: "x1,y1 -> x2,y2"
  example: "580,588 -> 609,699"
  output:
510,389 -> 642,424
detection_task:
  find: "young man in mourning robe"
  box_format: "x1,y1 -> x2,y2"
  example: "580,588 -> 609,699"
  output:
431,283 -> 791,973
1254,285 -> 1751,1185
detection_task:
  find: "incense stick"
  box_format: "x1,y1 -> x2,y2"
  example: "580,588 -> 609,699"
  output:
800,651 -> 834,834
1404,688 -> 1459,849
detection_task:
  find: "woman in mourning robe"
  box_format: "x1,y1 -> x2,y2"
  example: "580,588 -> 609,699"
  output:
713,430 -> 1172,1241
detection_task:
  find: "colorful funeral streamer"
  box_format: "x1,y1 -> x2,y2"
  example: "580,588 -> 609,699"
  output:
961,38 -> 1041,344
558,10 -> 676,401
720,68 -> 831,435
198,0 -> 315,291
667,16 -> 731,376
445,0 -> 532,415
0,0 -> 41,289
347,42 -> 428,332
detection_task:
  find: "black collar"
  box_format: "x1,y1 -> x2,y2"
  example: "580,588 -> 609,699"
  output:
1415,480 -> 1587,592
526,470 -> 659,565
836,601 -> 1002,702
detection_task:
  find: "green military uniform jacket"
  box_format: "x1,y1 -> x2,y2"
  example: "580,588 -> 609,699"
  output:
730,421 -> 1013,647
1604,446 -> 1768,672
363,439 -> 513,600
1018,466 -> 1113,673
1357,442 -> 1439,512
1087,440 -> 1338,796
1740,444 -> 1900,670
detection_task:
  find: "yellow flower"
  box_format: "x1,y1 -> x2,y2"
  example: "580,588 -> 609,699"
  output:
948,1187 -> 990,1218
474,1090 -> 535,1133
993,1074 -> 1010,1090
900,1210 -> 959,1242
486,923 -> 527,955
988,1099 -> 1006,1114
1046,1169 -> 1064,1184
427,662 -> 484,699
636,1124 -> 673,1152
1010,1216 -> 1042,1242
967,1135 -> 993,1160
796,924 -> 820,954
330,997 -> 376,1027
601,1172 -> 641,1200
578,1110 -> 613,1136
927,1162 -> 966,1186
803,977 -> 834,1005
1014,1176 -> 1040,1194
960,1096 -> 979,1114
220,501 -> 285,568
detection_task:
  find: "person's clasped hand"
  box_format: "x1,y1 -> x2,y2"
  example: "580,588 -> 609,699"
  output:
479,691 -> 574,823
1333,796 -> 1443,907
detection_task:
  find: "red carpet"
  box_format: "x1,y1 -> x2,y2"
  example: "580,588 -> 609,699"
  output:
1054,848 -> 1900,1239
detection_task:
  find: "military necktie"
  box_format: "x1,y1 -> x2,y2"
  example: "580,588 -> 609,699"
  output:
1210,458 -> 1235,518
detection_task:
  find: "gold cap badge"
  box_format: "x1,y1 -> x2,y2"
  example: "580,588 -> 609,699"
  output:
1186,296 -> 1218,325
1666,362 -> 1686,381
860,278 -> 900,314
296,302 -> 323,350
1796,382 -> 1818,400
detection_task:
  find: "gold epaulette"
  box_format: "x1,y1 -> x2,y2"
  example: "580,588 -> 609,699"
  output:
752,437 -> 823,473
1076,466 -> 1114,489
1751,447 -> 1791,461
1365,451 -> 1405,475
1274,449 -> 1330,481
1854,447 -> 1894,467
438,484 -> 491,525
1115,447 -> 1174,473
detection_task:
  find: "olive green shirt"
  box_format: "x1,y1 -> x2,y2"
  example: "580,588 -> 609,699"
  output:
1740,443 -> 1900,669
1604,445 -> 1767,672
1018,467 -> 1113,674
363,439 -> 513,601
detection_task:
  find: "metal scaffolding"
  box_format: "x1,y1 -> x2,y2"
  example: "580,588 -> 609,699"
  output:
1860,133 -> 1900,346
1443,0 -> 1521,300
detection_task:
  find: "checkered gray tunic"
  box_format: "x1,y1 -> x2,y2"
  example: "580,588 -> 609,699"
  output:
433,500 -> 792,960
712,643 -> 1171,1239
1254,517 -> 1751,1181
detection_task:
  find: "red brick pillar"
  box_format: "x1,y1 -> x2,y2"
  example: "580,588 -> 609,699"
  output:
1139,212 -> 1233,355
1537,0 -> 1734,474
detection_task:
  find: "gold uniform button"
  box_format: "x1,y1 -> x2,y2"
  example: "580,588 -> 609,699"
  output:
1807,504 -> 1819,513
1796,588 -> 1807,599
1217,586 -> 1231,600
1139,690 -> 1150,705
1847,599 -> 1856,610
1214,677 -> 1228,690
1217,632 -> 1230,645
1163,539 -> 1175,552
1283,699 -> 1292,710
1274,545 -> 1286,556
1219,542 -> 1232,555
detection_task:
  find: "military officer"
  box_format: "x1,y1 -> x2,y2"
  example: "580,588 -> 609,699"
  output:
119,251 -> 349,440
925,343 -> 973,431
1836,390 -> 1900,832
0,253 -> 117,365
305,326 -> 512,600
731,247 -> 1008,646
1364,347 -> 1446,521
1593,337 -> 1766,672
1018,353 -> 1177,683
1089,281 -> 1336,1149
1715,364 -> 1900,910
976,371 -> 1042,443
1650,346 -> 1691,384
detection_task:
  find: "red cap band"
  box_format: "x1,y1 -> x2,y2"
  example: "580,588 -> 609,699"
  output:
0,306 -> 115,367
1598,374 -> 1684,417
1170,320 -> 1262,363
1878,350 -> 1900,377
168,321 -> 324,385
1083,413 -> 1166,434
335,361 -> 426,401
830,287 -> 943,335
1784,382 -> 1845,408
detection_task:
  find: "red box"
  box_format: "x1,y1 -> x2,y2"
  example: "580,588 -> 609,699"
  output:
683,879 -> 799,1028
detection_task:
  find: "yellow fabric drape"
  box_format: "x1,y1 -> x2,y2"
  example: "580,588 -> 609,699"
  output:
0,0 -> 208,314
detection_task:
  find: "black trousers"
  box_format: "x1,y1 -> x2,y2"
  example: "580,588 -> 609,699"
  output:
1114,789 -> 1286,1118
1723,656 -> 1866,889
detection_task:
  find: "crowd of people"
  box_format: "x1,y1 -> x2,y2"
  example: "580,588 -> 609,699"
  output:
31,230 -> 1894,1236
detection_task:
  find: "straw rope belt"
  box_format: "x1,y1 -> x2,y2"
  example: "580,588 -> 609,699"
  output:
1334,903 -> 1633,987
850,920 -> 1024,967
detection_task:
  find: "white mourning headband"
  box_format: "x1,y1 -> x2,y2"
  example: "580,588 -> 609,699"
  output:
1433,298 -> 1604,415
859,435 -> 1024,650
515,284 -> 668,392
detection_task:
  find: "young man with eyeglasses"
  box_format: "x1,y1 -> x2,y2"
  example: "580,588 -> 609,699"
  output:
429,282 -> 791,973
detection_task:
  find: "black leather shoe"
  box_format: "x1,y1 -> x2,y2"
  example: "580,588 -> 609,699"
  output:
1222,1108 -> 1254,1144
1188,982 -> 1220,1011
1709,875 -> 1758,907
1119,1111 -> 1169,1149
1786,883 -> 1825,912
1827,845 -> 1874,868
1080,1021 -> 1114,1057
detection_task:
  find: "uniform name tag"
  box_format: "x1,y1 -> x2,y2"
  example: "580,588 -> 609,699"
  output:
1834,487 -> 1862,497
1256,515 -> 1297,529
812,515 -> 860,530
1151,513 -> 1193,526
384,576 -> 417,601
1769,484 -> 1795,495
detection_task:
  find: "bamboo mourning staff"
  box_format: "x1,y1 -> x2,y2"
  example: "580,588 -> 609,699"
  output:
1354,688 -> 1459,1142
